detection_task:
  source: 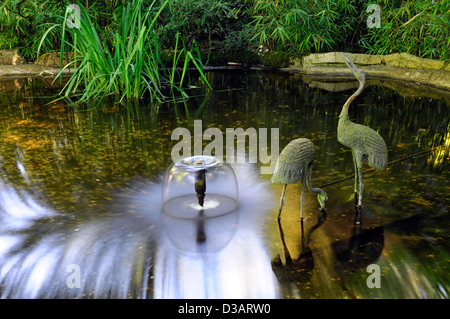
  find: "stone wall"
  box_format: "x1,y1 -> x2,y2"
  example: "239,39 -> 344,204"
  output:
302,52 -> 450,71
34,52 -> 74,67
0,49 -> 26,65
0,50 -> 75,67
283,52 -> 450,91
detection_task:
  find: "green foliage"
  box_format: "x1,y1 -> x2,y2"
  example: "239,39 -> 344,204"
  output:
261,51 -> 293,68
39,0 -> 211,103
246,0 -> 360,54
0,0 -> 63,60
157,0 -> 253,54
360,0 -> 449,60
227,49 -> 261,64
246,0 -> 448,61
1,0 -> 448,67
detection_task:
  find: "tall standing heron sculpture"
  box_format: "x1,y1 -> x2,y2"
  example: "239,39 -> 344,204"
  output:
272,138 -> 328,221
338,52 -> 388,217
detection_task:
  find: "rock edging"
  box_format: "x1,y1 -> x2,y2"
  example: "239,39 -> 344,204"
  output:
0,50 -> 74,78
283,52 -> 450,91
0,49 -> 26,65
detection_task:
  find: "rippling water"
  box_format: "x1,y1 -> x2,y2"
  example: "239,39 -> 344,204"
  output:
0,71 -> 448,298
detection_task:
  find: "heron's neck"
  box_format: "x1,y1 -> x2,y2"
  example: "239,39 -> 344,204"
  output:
339,98 -> 352,119
339,80 -> 365,119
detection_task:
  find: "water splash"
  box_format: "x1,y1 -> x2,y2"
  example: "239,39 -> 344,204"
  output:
0,162 -> 279,298
154,163 -> 279,298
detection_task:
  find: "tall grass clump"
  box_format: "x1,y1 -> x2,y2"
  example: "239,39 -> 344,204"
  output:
39,0 -> 210,104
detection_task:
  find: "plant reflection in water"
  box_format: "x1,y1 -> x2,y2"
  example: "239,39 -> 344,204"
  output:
0,72 -> 448,299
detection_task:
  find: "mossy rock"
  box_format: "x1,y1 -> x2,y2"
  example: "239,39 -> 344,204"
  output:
227,50 -> 261,64
261,51 -> 296,68
35,52 -> 74,67
199,50 -> 261,65
158,49 -> 261,67
0,49 -> 26,65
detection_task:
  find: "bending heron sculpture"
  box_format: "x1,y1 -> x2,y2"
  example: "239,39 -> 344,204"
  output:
338,52 -> 388,216
272,138 -> 328,221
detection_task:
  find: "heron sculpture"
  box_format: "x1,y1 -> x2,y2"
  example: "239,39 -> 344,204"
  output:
338,52 -> 388,216
272,138 -> 328,221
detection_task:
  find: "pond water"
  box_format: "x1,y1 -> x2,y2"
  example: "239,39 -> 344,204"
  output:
0,70 -> 448,298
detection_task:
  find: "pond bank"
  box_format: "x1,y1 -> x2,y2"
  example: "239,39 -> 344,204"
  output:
282,52 -> 450,92
1,49 -> 449,97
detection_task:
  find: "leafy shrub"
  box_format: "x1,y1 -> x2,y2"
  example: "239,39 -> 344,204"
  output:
0,0 -> 63,61
246,0 -> 360,54
261,51 -> 293,68
156,0 -> 253,54
360,0 -> 449,60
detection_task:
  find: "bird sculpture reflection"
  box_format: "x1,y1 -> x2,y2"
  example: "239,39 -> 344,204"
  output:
272,138 -> 328,221
338,52 -> 388,216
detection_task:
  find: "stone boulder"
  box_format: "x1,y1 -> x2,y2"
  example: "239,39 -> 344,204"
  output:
288,51 -> 450,91
303,52 -> 450,71
303,52 -> 383,67
0,49 -> 26,65
383,53 -> 449,71
35,52 -> 74,67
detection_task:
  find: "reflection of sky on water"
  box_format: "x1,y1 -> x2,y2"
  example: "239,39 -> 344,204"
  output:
0,163 -> 279,298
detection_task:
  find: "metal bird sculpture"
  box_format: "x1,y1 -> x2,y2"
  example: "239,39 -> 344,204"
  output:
338,52 -> 388,218
272,138 -> 328,221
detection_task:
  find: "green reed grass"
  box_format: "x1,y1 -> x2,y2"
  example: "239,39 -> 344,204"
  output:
38,0 -> 211,104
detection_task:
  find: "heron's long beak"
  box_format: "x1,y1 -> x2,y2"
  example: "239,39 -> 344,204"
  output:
341,52 -> 365,83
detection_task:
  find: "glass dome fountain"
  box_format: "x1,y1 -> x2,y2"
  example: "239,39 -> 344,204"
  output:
161,155 -> 239,253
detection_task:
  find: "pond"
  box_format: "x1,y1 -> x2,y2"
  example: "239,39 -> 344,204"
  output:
0,70 -> 448,299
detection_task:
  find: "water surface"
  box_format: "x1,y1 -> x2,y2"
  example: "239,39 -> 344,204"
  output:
0,71 -> 448,298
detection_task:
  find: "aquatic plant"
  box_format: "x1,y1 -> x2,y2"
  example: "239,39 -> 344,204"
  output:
38,0 -> 211,104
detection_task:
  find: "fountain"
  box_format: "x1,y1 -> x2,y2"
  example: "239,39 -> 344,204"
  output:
0,157 -> 280,298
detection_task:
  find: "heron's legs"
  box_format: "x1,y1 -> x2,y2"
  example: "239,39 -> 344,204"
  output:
300,182 -> 305,221
277,184 -> 287,220
352,151 -> 364,206
352,151 -> 364,224
355,156 -> 364,224
357,163 -> 363,207
352,150 -> 359,204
